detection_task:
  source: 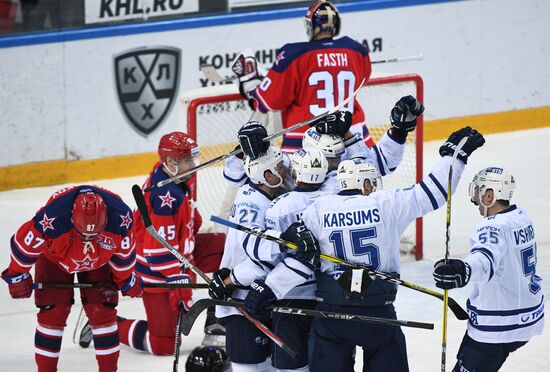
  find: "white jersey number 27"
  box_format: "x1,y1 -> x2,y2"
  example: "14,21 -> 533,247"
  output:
308,71 -> 355,116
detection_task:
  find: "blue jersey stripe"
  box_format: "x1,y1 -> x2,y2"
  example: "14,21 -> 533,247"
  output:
223,171 -> 247,184
93,332 -> 120,349
135,262 -> 166,278
35,332 -> 62,351
144,253 -> 177,265
282,260 -> 313,280
372,145 -> 387,176
428,173 -> 447,200
110,250 -> 136,267
467,297 -> 544,316
468,314 -> 544,332
10,238 -> 38,264
419,181 -> 438,210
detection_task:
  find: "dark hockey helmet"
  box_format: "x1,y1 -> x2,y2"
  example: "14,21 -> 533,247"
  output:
185,346 -> 230,372
72,192 -> 107,238
305,1 -> 341,41
158,131 -> 199,163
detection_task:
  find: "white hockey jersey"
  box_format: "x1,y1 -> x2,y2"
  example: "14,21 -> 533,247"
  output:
301,156 -> 464,304
263,188 -> 326,300
215,182 -> 274,318
463,205 -> 544,343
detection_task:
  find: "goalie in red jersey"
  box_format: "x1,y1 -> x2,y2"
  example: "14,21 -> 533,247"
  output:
1,185 -> 142,372
235,0 -> 374,153
113,131 -> 226,355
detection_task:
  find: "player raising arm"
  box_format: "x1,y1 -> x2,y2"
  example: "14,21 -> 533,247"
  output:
1,185 -> 142,372
234,0 -> 373,153
289,127 -> 484,371
433,167 -> 544,372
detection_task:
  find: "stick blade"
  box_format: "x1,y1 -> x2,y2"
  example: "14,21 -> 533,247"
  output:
181,299 -> 216,336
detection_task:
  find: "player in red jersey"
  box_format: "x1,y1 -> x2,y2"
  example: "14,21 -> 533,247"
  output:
115,132 -> 226,355
1,185 -> 142,372
236,0 -> 373,153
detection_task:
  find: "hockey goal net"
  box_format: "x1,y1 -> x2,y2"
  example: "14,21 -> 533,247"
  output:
179,73 -> 424,260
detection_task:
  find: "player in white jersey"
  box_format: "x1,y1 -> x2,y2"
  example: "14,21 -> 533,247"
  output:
208,145 -> 288,372
243,147 -> 329,372
224,96 -> 424,190
433,167 -> 544,372
288,126 -> 485,372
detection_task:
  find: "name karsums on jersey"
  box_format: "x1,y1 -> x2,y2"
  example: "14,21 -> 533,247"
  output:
323,208 -> 380,228
316,53 -> 348,67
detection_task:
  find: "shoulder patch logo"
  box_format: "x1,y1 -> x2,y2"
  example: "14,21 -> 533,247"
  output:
159,190 -> 177,209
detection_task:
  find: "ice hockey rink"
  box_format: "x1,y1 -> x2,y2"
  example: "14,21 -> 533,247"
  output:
0,127 -> 548,371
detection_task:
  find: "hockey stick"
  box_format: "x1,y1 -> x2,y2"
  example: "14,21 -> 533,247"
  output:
132,185 -> 297,358
143,78 -> 365,192
32,282 -> 208,289
201,54 -> 422,83
441,136 -> 469,372
173,303 -> 185,372
210,215 -> 469,321
181,298 -> 433,336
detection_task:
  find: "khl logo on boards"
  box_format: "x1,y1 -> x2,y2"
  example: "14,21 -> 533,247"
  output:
114,46 -> 181,135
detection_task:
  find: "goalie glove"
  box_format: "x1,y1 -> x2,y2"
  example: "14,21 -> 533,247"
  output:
311,111 -> 352,137
389,95 -> 424,144
232,52 -> 263,102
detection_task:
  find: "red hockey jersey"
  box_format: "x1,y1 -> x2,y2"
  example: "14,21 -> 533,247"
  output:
250,36 -> 372,153
7,185 -> 136,287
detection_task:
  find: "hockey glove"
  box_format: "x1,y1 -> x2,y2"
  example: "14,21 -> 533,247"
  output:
389,95 -> 424,144
119,272 -> 143,298
439,126 -> 485,164
312,111 -> 352,137
1,269 -> 33,298
167,274 -> 193,314
433,259 -> 471,289
238,121 -> 270,160
281,222 -> 320,266
244,279 -> 276,321
232,53 -> 263,102
208,268 -> 233,300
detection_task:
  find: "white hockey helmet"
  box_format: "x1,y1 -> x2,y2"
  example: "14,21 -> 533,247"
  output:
302,127 -> 345,159
291,147 -> 328,185
337,158 -> 380,194
469,167 -> 516,208
244,146 -> 284,188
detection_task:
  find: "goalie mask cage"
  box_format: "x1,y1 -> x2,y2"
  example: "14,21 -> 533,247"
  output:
179,73 -> 424,260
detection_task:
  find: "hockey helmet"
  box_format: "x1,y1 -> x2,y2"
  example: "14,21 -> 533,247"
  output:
158,131 -> 199,163
291,147 -> 328,185
469,167 -> 516,208
243,146 -> 285,188
185,346 -> 230,372
305,1 -> 341,41
302,127 -> 345,159
72,192 -> 107,238
337,158 -> 380,194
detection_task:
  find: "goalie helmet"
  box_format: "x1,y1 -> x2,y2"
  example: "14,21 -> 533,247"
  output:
302,127 -> 345,159
244,146 -> 284,187
291,147 -> 328,185
185,346 -> 230,372
469,167 -> 516,207
337,158 -> 380,194
158,131 -> 199,163
305,1 -> 341,41
72,192 -> 107,238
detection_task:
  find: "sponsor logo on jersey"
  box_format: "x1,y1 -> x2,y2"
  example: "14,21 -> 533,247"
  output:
114,46 -> 181,135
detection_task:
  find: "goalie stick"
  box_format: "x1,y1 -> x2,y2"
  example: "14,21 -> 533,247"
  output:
200,54 -> 423,83
143,78 -> 365,192
210,215 -> 469,321
181,299 -> 434,336
32,282 -> 209,290
132,185 -> 298,359
441,136 -> 469,372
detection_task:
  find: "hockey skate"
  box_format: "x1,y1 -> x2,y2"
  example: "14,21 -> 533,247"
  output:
78,321 -> 92,348
201,307 -> 226,347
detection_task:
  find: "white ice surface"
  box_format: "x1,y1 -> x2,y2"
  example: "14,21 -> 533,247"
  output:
0,128 -> 549,371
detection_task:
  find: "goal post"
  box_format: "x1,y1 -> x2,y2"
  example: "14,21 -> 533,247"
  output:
179,73 -> 424,260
